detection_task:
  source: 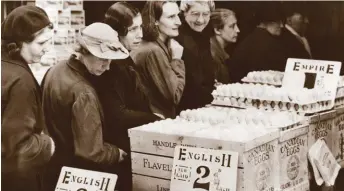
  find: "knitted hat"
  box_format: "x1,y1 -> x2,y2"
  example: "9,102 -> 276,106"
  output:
1,5 -> 51,42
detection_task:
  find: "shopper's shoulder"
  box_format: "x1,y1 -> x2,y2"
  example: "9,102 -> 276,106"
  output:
131,41 -> 160,60
2,61 -> 35,87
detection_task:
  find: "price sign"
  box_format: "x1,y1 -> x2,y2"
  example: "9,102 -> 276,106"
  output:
282,58 -> 341,106
55,166 -> 117,191
170,146 -> 238,191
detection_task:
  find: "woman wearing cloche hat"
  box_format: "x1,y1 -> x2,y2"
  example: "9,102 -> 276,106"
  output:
1,5 -> 55,191
41,22 -> 129,191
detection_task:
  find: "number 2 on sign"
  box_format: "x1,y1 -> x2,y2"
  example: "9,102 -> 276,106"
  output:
193,166 -> 210,190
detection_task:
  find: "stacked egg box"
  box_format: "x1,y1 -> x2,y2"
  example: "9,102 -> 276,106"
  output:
129,107 -> 310,191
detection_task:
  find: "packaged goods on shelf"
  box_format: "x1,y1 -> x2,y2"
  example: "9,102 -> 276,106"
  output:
63,0 -> 83,10
71,10 -> 85,29
242,70 -> 284,86
57,9 -> 71,28
36,0 -> 63,10
212,83 -> 333,113
333,106 -> 344,163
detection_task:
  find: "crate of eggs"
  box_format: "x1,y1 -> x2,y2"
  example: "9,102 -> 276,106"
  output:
212,83 -> 332,113
180,107 -> 310,191
129,118 -> 280,191
241,70 -> 284,86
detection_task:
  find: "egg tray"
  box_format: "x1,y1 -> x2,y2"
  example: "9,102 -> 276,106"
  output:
241,78 -> 282,87
178,107 -> 304,131
212,96 -> 333,114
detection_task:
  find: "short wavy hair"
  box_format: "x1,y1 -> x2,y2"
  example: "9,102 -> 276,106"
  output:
104,2 -> 140,37
180,0 -> 215,13
210,9 -> 236,30
142,0 -> 178,42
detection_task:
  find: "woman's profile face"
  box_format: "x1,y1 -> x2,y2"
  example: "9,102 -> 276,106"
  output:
119,14 -> 143,51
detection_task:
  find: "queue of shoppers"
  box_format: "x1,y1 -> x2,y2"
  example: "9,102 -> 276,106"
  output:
1,1 -> 334,191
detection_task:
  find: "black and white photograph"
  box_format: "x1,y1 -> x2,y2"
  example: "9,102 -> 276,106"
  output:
1,1 -> 344,191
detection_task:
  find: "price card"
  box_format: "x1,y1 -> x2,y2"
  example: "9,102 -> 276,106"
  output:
282,58 -> 341,106
55,166 -> 117,191
170,146 -> 238,191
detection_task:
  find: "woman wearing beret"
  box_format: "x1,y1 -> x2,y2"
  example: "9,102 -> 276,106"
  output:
1,5 -> 55,191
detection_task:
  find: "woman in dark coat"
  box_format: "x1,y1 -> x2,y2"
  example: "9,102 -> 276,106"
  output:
97,2 -> 162,190
176,0 -> 216,112
1,5 -> 55,191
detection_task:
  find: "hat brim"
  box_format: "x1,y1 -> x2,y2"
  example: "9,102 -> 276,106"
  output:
79,36 -> 129,60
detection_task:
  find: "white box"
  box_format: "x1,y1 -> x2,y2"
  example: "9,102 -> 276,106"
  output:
307,110 -> 336,150
277,125 -> 309,191
131,153 -> 245,191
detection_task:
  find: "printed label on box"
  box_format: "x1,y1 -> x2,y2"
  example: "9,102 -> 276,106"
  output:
244,140 -> 278,191
170,146 -> 238,191
279,135 -> 308,190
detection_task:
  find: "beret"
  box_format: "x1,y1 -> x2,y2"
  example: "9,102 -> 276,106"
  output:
1,5 -> 51,42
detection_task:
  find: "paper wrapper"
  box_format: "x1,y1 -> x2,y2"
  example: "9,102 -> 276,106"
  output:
308,139 -> 341,186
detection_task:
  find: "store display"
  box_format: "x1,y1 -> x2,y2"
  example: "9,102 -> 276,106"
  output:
212,83 -> 332,113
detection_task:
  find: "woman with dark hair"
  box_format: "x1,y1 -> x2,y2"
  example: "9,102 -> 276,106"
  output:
176,0 -> 217,112
131,0 -> 185,118
1,5 -> 55,191
98,2 -> 162,190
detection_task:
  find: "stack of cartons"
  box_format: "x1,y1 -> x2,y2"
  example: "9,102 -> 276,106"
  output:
334,106 -> 344,165
129,121 -> 280,191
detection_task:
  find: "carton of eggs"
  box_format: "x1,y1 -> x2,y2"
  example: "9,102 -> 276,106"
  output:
212,83 -> 332,113
242,70 -> 284,86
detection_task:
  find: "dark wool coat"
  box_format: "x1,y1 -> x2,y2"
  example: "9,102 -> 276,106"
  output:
94,57 -> 160,191
176,24 -> 216,112
280,27 -> 312,60
131,39 -> 185,118
1,51 -> 53,191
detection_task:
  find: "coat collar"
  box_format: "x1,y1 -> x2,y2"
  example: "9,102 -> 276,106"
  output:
1,51 -> 32,73
155,38 -> 172,61
66,54 -> 98,84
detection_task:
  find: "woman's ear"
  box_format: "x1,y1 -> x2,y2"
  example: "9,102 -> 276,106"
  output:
214,28 -> 222,35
